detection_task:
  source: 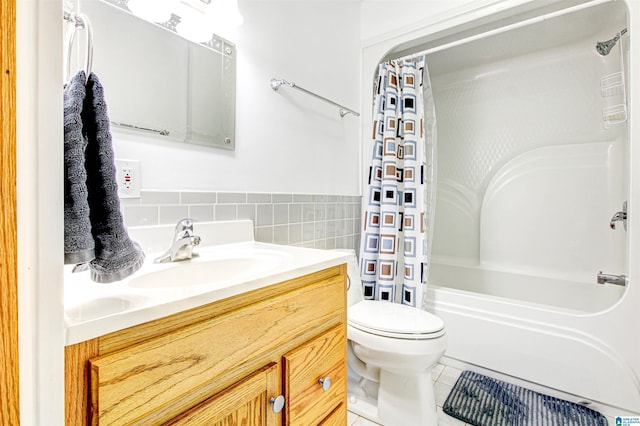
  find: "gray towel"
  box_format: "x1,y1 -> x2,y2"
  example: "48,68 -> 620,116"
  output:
64,71 -> 95,264
83,73 -> 145,283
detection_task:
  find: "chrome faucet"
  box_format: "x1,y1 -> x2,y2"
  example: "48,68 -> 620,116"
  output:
597,271 -> 627,286
609,201 -> 627,231
154,218 -> 201,263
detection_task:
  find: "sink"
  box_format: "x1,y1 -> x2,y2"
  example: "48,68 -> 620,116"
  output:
128,252 -> 289,288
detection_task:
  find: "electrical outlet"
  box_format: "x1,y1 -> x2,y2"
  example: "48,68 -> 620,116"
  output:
115,159 -> 141,199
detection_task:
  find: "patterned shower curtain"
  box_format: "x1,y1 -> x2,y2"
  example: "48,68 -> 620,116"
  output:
359,56 -> 437,308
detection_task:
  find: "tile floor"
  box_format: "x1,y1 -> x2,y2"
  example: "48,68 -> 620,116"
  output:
346,363 -> 618,426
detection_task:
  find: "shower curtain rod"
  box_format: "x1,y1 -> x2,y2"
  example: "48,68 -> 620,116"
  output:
270,78 -> 360,117
392,0 -> 613,62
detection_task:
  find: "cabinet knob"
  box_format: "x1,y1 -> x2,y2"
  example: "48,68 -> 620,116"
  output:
318,376 -> 331,392
269,395 -> 285,413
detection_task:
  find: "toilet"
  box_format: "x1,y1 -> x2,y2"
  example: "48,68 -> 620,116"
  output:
341,250 -> 447,426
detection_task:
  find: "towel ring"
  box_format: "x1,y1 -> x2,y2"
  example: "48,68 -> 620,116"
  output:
65,12 -> 93,82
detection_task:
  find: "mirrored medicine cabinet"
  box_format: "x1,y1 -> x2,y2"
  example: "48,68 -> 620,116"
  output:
78,0 -> 236,150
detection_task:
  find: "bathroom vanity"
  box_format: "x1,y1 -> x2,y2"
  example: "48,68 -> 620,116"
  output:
63,220 -> 349,425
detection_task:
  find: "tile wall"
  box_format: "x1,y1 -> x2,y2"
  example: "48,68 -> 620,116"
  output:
121,191 -> 362,251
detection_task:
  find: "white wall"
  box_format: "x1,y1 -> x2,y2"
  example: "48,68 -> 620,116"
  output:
360,0 -> 479,43
112,0 -> 362,195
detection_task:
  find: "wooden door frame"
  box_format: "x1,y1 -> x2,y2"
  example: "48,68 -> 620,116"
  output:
1,0 -> 20,424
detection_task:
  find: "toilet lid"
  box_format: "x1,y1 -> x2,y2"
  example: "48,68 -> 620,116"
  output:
348,300 -> 444,336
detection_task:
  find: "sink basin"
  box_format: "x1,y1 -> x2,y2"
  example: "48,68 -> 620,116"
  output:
128,252 -> 288,288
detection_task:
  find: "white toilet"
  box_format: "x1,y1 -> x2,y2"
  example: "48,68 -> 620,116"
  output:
342,250 -> 447,426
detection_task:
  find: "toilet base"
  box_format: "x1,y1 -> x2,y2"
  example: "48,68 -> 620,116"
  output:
347,374 -> 383,424
348,367 -> 437,426
378,369 -> 437,426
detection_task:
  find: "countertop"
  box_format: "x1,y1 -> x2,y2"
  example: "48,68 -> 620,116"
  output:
64,220 -> 352,346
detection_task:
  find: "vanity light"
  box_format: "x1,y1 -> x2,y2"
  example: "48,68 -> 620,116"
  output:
126,0 -> 178,24
175,0 -> 244,42
124,0 -> 244,43
207,0 -> 244,28
175,1 -> 216,42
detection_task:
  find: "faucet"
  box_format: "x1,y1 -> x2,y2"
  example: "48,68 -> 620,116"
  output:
154,218 -> 201,263
609,201 -> 627,231
596,271 -> 627,286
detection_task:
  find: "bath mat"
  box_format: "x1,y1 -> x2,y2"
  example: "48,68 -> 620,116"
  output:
443,370 -> 608,426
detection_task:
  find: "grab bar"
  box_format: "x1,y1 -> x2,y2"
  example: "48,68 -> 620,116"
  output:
270,78 -> 360,118
64,11 -> 93,82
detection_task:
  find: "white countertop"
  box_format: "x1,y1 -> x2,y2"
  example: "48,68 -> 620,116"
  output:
64,220 -> 352,346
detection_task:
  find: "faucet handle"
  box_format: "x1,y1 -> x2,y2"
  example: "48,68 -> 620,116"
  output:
609,201 -> 627,231
175,218 -> 196,232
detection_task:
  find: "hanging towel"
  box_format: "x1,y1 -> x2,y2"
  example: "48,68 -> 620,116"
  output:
64,71 -> 95,264
82,73 -> 145,283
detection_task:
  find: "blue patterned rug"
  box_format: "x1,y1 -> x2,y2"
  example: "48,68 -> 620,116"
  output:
443,371 -> 608,426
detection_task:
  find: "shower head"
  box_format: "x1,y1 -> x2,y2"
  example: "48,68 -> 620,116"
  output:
596,28 -> 627,56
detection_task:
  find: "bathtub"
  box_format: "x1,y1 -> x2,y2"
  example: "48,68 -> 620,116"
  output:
426,261 -> 637,412
428,263 -> 625,313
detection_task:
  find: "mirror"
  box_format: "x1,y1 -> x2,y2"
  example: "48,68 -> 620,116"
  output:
78,0 -> 236,150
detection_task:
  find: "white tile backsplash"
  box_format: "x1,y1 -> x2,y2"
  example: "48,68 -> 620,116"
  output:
140,190 -> 180,205
180,191 -> 216,204
158,205 -> 189,225
217,192 -> 247,204
188,205 -> 214,222
121,191 -> 362,251
247,193 -> 271,203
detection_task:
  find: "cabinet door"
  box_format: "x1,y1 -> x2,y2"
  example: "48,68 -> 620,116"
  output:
165,363 -> 279,426
284,325 -> 347,426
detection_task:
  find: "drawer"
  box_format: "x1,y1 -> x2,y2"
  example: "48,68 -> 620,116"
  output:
284,325 -> 346,426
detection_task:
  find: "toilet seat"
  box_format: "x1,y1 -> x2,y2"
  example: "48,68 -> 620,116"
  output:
348,300 -> 445,340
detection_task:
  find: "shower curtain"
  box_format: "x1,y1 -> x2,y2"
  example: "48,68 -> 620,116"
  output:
359,56 -> 437,308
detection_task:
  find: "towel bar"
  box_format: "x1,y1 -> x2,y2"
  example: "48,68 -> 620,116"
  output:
270,78 -> 360,118
64,11 -> 94,82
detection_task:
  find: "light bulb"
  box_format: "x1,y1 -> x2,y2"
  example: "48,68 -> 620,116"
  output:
175,0 -> 244,43
208,0 -> 244,29
175,2 -> 215,42
127,0 -> 177,23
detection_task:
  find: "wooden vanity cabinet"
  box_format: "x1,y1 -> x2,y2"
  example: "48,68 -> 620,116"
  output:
65,264 -> 347,426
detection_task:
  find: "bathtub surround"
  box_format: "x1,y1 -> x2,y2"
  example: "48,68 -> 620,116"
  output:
359,56 -> 437,307
362,0 -> 640,415
421,1 -> 635,408
121,191 -> 361,251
